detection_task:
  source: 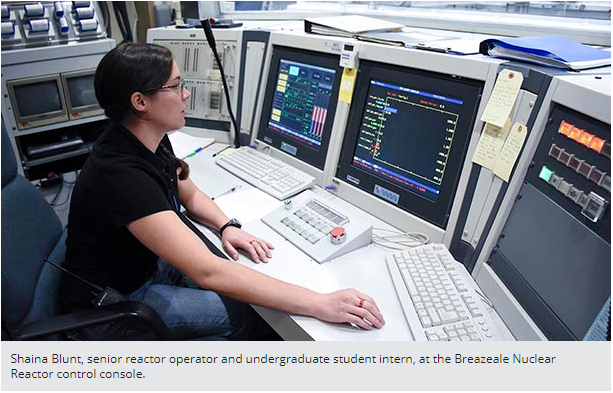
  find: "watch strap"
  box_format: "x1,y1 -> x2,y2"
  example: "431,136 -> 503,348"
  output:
219,219 -> 241,236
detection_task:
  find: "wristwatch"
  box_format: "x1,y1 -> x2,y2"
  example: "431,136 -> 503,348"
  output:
219,218 -> 242,236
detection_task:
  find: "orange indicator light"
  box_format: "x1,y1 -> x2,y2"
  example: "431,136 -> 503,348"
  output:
589,137 -> 605,153
558,121 -> 573,136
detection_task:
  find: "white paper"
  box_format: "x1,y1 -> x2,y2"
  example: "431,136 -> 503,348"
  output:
168,131 -> 215,159
213,187 -> 282,224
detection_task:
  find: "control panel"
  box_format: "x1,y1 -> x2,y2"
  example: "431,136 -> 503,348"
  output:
475,74 -> 611,341
261,189 -> 373,263
148,27 -> 239,127
1,1 -> 106,50
530,103 -> 610,234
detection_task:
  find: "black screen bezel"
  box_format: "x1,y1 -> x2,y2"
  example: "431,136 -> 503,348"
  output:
257,46 -> 342,170
336,60 -> 484,229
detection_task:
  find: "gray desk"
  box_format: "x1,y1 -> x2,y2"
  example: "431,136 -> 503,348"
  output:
183,141 -> 512,341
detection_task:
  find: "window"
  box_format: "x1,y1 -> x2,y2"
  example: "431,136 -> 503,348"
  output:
214,1 -> 611,45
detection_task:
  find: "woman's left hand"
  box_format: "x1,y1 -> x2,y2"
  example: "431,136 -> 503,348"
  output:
221,226 -> 274,263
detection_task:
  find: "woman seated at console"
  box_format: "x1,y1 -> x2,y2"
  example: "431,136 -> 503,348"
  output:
60,43 -> 385,340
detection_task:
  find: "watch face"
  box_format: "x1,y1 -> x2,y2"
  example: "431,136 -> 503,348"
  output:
229,218 -> 241,227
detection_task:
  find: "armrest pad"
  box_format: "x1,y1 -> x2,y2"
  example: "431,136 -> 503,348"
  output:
17,301 -> 173,340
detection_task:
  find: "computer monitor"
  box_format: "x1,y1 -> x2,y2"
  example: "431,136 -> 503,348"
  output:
256,46 -> 342,170
61,69 -> 103,120
7,74 -> 69,130
336,60 -> 484,229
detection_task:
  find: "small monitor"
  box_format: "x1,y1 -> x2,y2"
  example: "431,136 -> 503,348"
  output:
61,69 -> 103,119
336,60 -> 484,228
257,46 -> 342,170
7,74 -> 68,130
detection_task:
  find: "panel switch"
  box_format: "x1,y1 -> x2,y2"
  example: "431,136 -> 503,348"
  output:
581,192 -> 608,223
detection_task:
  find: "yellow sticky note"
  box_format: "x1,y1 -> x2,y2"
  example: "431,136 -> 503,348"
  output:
278,79 -> 287,87
339,67 -> 357,104
472,118 -> 512,170
279,73 -> 288,81
493,122 -> 528,182
480,69 -> 523,128
276,85 -> 286,93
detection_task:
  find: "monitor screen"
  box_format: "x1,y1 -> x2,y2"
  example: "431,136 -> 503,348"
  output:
13,80 -> 63,118
65,73 -> 98,109
336,60 -> 484,228
257,46 -> 342,170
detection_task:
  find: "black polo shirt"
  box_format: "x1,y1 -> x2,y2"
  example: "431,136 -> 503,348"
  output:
61,124 -> 180,311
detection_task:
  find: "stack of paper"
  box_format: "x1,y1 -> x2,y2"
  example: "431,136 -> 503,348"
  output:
304,15 -> 403,38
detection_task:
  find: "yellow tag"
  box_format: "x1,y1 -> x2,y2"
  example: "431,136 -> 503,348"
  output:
339,67 -> 358,104
480,69 -> 523,128
472,118 -> 512,170
493,122 -> 528,182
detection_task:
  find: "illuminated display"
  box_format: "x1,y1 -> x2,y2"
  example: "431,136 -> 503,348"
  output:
351,79 -> 462,202
257,46 -> 342,171
589,136 -> 605,153
267,59 -> 336,150
336,59 -> 483,228
558,120 -> 572,136
569,126 -> 583,142
539,166 -> 553,182
578,131 -> 594,147
558,120 -> 609,157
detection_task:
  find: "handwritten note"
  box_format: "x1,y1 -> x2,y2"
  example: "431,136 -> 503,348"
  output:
472,118 -> 512,170
493,122 -> 528,182
480,69 -> 523,128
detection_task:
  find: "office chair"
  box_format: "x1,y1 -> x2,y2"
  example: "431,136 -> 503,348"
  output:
1,122 -> 173,340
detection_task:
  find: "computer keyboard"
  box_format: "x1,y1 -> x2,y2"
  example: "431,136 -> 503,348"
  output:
261,190 -> 373,263
386,243 -> 504,341
215,147 -> 316,200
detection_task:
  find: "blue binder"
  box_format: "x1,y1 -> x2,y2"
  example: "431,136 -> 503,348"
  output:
480,35 -> 611,71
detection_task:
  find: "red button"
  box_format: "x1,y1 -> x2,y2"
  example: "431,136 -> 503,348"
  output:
330,227 -> 345,238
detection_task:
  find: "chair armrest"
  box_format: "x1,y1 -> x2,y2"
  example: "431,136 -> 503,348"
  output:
16,301 -> 173,340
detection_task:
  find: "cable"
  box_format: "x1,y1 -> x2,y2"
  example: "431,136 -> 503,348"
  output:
98,1 -> 111,37
371,227 -> 429,250
112,2 -> 127,42
200,19 -> 240,148
48,171 -> 79,207
112,1 -> 133,44
48,181 -> 64,206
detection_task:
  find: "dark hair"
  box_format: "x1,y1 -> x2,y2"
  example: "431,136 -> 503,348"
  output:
95,42 -> 172,122
95,43 -> 189,180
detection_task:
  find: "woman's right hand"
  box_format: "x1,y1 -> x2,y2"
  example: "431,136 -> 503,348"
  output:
312,289 -> 385,330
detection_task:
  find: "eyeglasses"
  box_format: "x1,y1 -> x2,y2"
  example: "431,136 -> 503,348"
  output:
143,80 -> 186,93
159,80 -> 186,92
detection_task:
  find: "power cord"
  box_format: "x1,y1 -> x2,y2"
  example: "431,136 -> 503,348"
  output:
371,227 -> 429,250
48,170 -> 79,207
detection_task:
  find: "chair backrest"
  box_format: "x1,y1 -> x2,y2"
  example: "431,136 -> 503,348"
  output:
1,122 -> 65,339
